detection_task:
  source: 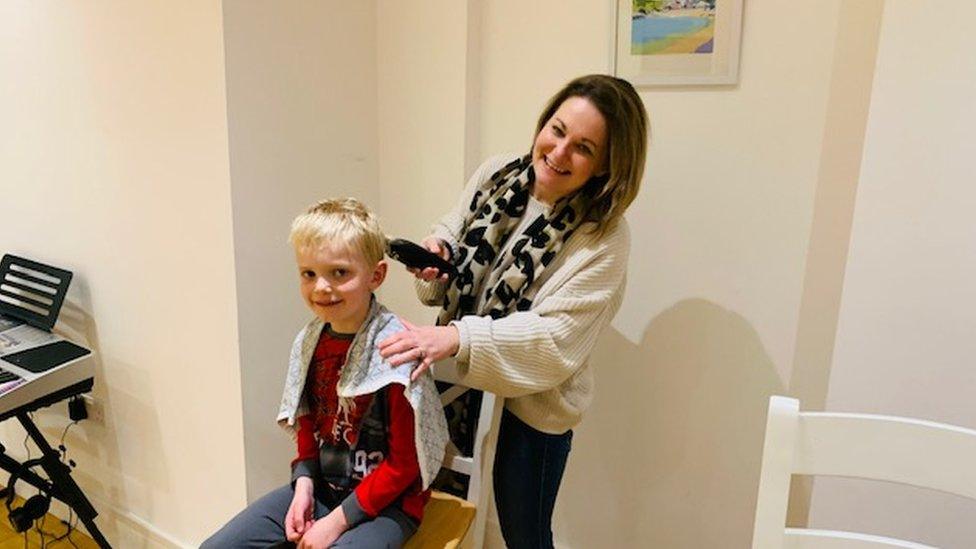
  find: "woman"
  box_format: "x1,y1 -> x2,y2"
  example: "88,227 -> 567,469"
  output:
379,74 -> 648,549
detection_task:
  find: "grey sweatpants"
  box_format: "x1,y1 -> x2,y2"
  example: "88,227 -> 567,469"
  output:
200,484 -> 416,548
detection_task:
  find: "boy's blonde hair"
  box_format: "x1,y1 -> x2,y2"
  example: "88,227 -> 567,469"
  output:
289,198 -> 387,265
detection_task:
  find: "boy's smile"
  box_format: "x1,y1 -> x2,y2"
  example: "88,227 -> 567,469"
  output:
295,241 -> 386,334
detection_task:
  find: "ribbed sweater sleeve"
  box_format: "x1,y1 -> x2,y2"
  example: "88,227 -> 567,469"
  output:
454,222 -> 629,398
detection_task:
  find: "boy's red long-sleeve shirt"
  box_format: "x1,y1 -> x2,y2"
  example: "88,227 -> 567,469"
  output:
292,328 -> 429,523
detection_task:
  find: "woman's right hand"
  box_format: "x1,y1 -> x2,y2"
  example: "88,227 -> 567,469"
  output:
285,476 -> 315,542
407,237 -> 451,282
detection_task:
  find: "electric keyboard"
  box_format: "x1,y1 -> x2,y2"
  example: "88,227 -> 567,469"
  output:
0,255 -> 94,419
0,320 -> 93,417
0,254 -> 109,547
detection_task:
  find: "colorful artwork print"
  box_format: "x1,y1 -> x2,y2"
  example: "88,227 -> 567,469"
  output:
632,0 -> 717,55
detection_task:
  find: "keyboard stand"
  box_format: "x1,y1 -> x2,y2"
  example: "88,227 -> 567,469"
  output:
0,254 -> 111,547
0,379 -> 111,548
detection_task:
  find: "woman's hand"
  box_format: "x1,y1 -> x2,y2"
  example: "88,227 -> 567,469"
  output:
285,476 -> 315,542
379,319 -> 460,381
296,506 -> 348,549
407,237 -> 451,282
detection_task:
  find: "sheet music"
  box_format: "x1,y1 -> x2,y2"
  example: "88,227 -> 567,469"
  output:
0,317 -> 58,357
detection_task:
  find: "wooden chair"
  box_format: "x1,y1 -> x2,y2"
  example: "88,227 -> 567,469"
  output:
752,395 -> 976,549
405,358 -> 503,549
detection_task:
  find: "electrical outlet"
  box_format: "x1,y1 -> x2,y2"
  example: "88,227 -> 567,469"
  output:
80,394 -> 105,424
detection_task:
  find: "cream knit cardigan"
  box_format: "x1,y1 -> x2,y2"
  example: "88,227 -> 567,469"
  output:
416,154 -> 630,435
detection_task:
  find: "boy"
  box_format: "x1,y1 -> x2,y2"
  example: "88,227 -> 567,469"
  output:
203,198 -> 448,548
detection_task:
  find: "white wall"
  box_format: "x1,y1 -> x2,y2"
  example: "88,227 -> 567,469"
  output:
809,1 -> 976,546
221,0 -> 380,502
215,2 -> 880,544
375,0 -> 479,323
8,1 -> 972,547
0,2 -> 245,545
474,1 -> 864,547
366,0 -> 884,546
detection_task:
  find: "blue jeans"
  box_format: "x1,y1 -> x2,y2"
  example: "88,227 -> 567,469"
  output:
493,409 -> 573,549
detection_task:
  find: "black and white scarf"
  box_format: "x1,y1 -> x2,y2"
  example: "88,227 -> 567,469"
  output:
437,155 -> 593,325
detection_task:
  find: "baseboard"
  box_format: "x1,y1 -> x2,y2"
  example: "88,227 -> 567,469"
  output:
0,447 -> 194,547
44,492 -> 193,548
98,500 -> 194,548
482,517 -> 572,549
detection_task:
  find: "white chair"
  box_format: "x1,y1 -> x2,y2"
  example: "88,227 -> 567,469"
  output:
752,395 -> 976,549
405,358 -> 503,549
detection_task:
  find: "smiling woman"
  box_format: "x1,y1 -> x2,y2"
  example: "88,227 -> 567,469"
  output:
379,75 -> 649,549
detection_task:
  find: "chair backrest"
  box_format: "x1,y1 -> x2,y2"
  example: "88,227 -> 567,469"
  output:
432,358 -> 504,549
752,395 -> 976,549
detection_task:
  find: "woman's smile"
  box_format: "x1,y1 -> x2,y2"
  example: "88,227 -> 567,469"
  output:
543,155 -> 570,175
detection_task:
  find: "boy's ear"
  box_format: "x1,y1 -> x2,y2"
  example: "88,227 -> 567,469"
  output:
369,259 -> 388,290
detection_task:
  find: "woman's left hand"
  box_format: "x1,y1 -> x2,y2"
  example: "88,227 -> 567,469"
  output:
379,319 -> 459,381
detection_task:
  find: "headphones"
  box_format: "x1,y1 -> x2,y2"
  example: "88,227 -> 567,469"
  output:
4,457 -> 51,532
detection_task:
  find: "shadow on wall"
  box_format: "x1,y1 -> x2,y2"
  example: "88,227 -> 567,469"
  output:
31,282 -> 171,547
555,298 -> 784,549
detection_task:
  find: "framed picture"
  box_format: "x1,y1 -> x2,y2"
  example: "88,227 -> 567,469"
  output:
611,0 -> 743,86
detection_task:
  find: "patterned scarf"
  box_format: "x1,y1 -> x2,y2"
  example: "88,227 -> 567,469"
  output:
437,155 -> 592,325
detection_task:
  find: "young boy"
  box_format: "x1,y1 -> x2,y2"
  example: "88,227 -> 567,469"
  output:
202,198 -> 448,548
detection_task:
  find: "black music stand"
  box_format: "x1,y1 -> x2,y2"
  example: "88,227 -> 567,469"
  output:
0,254 -> 110,548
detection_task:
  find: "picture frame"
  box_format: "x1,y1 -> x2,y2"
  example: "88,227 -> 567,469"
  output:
611,0 -> 744,87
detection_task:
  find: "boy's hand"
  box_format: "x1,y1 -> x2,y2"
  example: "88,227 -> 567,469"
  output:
406,237 -> 451,282
285,476 -> 315,542
379,319 -> 459,381
297,506 -> 349,549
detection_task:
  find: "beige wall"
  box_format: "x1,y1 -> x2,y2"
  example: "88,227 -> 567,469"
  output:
6,1 -> 973,547
375,0 -> 478,322
0,2 -> 245,546
221,0 -> 380,502
809,1 -> 976,546
474,1 -> 872,547
221,0 -> 474,506
370,0 -> 884,546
